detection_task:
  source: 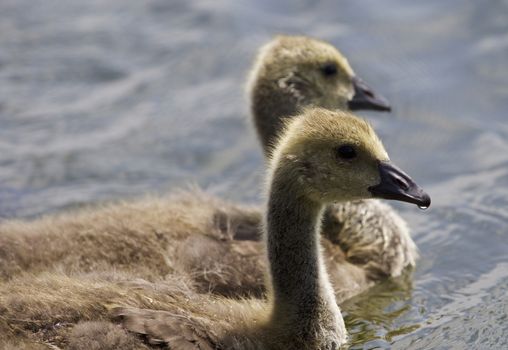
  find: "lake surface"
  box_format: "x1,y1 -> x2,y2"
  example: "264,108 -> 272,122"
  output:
1,0 -> 507,348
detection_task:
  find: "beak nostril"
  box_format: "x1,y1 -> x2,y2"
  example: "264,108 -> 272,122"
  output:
394,177 -> 409,190
364,90 -> 374,98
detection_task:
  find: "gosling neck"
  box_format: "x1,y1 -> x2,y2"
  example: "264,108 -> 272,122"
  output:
251,81 -> 300,156
265,165 -> 343,336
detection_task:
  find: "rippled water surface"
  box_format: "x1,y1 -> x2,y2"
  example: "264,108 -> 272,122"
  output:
1,0 -> 507,348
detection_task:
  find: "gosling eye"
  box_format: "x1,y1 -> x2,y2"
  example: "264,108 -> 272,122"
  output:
320,63 -> 338,77
336,145 -> 357,160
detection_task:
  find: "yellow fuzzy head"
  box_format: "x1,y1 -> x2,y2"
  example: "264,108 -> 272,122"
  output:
248,35 -> 356,112
269,108 -> 390,203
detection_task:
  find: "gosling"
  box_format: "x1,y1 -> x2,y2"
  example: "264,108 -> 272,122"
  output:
113,108 -> 431,350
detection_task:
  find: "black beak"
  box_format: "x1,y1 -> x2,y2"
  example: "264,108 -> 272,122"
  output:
348,76 -> 391,112
369,161 -> 431,208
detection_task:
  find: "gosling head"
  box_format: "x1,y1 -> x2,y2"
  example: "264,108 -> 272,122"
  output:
270,108 -> 431,208
248,35 -> 391,153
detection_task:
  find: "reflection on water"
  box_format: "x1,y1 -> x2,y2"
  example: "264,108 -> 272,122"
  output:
1,0 -> 507,348
342,270 -> 417,349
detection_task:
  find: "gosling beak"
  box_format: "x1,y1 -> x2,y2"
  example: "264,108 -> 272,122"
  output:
369,161 -> 431,208
348,76 -> 391,112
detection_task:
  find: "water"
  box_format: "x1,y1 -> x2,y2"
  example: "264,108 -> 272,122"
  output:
1,0 -> 507,348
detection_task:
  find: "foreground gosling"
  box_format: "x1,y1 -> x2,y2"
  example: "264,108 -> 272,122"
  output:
114,108 -> 430,349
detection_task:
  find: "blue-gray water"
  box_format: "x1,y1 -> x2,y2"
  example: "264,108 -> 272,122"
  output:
1,0 -> 507,349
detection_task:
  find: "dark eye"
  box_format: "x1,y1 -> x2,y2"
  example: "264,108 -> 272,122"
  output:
336,145 -> 357,160
320,63 -> 338,77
